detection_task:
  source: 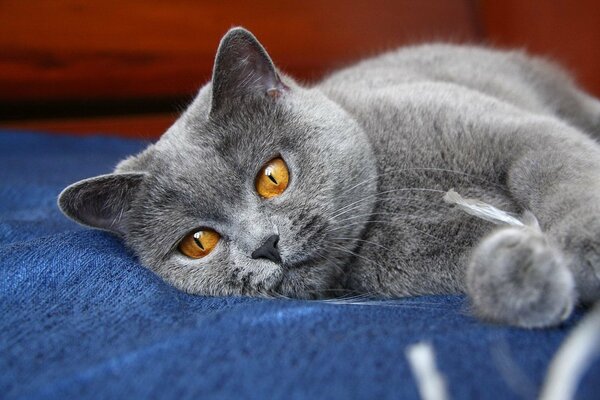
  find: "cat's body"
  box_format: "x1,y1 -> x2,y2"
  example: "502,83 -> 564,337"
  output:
59,28 -> 600,327
319,45 -> 600,301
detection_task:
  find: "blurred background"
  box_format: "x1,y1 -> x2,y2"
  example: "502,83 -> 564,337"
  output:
1,0 -> 599,139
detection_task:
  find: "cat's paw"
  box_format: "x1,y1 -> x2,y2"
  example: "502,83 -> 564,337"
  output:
467,226 -> 575,328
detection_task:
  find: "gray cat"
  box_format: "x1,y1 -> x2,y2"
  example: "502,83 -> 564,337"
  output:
59,27 -> 600,328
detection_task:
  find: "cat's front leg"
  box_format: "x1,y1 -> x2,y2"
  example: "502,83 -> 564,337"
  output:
545,207 -> 600,301
466,225 -> 576,328
506,131 -> 600,304
466,124 -> 600,327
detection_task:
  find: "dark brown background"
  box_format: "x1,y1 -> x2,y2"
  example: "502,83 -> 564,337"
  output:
1,0 -> 599,138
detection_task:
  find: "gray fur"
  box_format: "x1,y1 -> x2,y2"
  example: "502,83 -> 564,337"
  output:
59,28 -> 600,327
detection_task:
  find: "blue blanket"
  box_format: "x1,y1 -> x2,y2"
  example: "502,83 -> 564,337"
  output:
1,130 -> 598,399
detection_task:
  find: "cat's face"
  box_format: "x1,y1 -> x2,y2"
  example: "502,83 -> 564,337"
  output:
59,28 -> 377,298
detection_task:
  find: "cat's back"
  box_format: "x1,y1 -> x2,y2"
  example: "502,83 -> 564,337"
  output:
323,44 -> 540,82
318,44 -> 599,132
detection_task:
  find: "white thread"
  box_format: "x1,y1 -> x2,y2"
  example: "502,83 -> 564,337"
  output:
406,342 -> 449,400
443,188 -> 525,227
539,302 -> 600,400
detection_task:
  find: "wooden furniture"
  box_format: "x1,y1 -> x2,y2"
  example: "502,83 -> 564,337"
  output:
1,1 -> 598,138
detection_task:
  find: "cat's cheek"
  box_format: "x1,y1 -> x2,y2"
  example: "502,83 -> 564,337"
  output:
151,244 -> 286,296
144,247 -> 229,295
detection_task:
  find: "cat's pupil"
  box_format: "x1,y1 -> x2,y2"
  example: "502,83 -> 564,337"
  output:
193,232 -> 205,250
266,168 -> 278,184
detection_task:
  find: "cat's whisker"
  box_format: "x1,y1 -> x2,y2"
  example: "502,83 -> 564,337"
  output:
329,193 -> 435,221
329,236 -> 395,253
326,219 -> 400,233
317,300 -> 454,310
314,244 -> 353,271
313,249 -> 347,278
330,210 -> 433,226
324,241 -> 390,271
330,187 -> 445,220
272,292 -> 294,300
335,162 -> 375,194
321,292 -> 458,307
337,166 -> 504,198
328,166 -> 507,236
325,220 -> 466,249
291,288 -> 458,310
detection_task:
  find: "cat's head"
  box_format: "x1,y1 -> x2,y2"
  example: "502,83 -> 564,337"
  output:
59,28 -> 377,298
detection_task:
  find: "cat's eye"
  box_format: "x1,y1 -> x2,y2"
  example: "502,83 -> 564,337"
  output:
178,229 -> 220,259
255,157 -> 289,199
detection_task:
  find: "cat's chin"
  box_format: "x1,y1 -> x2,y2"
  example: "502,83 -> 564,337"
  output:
269,259 -> 344,299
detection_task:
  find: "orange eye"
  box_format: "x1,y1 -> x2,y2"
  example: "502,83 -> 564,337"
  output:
178,229 -> 220,259
255,157 -> 290,199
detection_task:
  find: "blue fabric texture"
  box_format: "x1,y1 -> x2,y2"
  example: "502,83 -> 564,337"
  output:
1,130 -> 598,399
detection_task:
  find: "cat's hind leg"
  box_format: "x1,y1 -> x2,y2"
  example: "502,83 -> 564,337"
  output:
466,225 -> 576,328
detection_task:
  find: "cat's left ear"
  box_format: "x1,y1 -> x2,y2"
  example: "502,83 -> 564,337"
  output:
58,173 -> 144,235
210,27 -> 288,114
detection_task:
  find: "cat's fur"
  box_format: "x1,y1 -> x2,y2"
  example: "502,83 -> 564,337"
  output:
59,28 -> 600,328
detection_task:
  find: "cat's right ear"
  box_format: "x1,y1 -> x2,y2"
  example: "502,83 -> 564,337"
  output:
58,173 -> 144,235
210,27 -> 288,114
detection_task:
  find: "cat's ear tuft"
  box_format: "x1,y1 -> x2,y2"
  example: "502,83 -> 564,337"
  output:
210,27 -> 288,114
58,173 -> 144,235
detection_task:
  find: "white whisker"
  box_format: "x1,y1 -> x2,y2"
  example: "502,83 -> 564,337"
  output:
330,187 -> 445,220
337,166 -> 503,198
330,236 -> 394,252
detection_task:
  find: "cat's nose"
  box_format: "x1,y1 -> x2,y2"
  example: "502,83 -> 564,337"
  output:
251,234 -> 281,264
